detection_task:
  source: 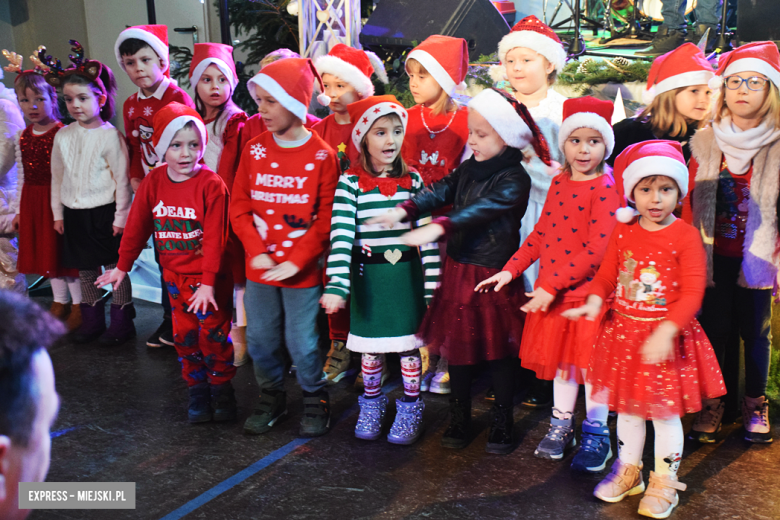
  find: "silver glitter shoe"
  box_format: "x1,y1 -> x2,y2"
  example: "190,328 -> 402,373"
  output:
387,398 -> 425,445
355,394 -> 388,441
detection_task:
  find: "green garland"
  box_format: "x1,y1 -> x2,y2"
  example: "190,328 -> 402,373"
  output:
558,58 -> 652,90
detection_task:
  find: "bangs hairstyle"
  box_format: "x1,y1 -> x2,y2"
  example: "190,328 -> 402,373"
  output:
61,63 -> 118,121
118,37 -> 157,58
193,70 -> 237,133
633,175 -> 682,203
712,79 -> 780,129
259,48 -> 300,69
406,58 -> 456,116
14,73 -> 61,120
359,112 -> 409,179
637,87 -> 705,138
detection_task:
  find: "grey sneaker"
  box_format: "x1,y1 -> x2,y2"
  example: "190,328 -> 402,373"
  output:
571,420 -> 612,472
244,389 -> 287,435
355,394 -> 388,440
387,398 -> 425,445
430,357 -> 451,394
299,390 -> 331,438
689,398 -> 724,443
534,411 -> 576,460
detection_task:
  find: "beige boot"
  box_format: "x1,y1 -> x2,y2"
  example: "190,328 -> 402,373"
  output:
689,398 -> 724,444
594,459 -> 645,503
742,395 -> 773,443
638,471 -> 686,519
64,304 -> 82,332
231,325 -> 248,367
324,340 -> 350,384
50,301 -> 71,321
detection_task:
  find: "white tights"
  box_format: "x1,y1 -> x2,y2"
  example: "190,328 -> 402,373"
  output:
552,368 -> 609,425
617,414 -> 684,477
50,276 -> 82,305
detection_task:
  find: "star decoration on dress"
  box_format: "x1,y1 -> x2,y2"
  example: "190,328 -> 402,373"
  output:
143,106 -> 153,117
250,143 -> 266,160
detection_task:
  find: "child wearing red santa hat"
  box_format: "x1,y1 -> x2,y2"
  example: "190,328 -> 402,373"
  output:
563,140 -> 724,519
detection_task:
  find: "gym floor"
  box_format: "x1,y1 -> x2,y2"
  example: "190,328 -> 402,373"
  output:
30,298 -> 780,520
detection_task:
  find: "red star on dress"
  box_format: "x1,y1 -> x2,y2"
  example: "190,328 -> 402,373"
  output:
362,117 -> 368,124
355,129 -> 361,136
374,107 -> 381,113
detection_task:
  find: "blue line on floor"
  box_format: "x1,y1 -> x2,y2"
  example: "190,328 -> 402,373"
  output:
51,426 -> 79,438
159,379 -> 402,520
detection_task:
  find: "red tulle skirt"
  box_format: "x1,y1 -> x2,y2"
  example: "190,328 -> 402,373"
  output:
418,256 -> 527,365
588,310 -> 726,420
17,184 -> 78,278
520,298 -> 608,384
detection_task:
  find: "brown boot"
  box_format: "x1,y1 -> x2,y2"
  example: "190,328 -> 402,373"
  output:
50,302 -> 71,321
64,304 -> 83,332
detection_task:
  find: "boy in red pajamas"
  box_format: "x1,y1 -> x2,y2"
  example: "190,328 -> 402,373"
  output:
97,103 -> 236,424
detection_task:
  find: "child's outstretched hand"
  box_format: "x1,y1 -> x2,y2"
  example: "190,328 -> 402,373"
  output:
521,287 -> 555,313
188,284 -> 218,314
401,223 -> 444,246
250,253 -> 277,271
95,268 -> 127,291
320,293 -> 346,314
365,207 -> 407,228
53,220 -> 64,235
561,295 -> 603,321
639,321 -> 678,364
262,261 -> 300,282
475,271 -> 513,293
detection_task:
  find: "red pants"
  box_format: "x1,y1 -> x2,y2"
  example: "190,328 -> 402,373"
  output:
164,270 -> 236,386
323,266 -> 350,341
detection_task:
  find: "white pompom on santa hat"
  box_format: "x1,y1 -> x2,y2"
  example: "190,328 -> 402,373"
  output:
115,24 -> 170,77
708,41 -> 780,90
247,57 -> 327,124
347,95 -> 408,150
642,43 -> 714,104
152,102 -> 208,161
405,35 -> 469,95
189,43 -> 238,90
315,43 -> 388,104
558,96 -> 615,158
613,140 -> 689,223
497,15 -> 567,73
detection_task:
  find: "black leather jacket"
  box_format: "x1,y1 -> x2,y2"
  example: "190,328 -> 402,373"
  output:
409,148 -> 531,269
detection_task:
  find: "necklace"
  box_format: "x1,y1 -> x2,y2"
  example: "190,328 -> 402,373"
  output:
420,106 -> 458,139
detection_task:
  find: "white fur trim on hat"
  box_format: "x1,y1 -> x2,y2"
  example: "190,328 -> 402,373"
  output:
622,156 -> 689,202
365,51 -> 389,84
248,73 -> 308,124
407,49 -> 461,95
154,115 -> 208,162
558,112 -> 615,159
498,31 -> 566,73
723,57 -> 780,88
115,28 -> 169,72
315,54 -> 375,98
467,89 -> 532,150
351,101 -> 408,150
644,70 -> 714,103
190,57 -> 237,89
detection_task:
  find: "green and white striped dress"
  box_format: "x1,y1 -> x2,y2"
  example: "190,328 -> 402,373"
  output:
325,168 -> 440,353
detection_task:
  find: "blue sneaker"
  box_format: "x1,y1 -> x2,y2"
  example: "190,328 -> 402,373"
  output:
571,420 -> 613,472
355,394 -> 387,441
534,411 -> 576,460
388,398 -> 425,445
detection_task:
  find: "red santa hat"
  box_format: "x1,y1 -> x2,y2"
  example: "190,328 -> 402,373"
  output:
247,58 -> 327,124
347,95 -> 408,150
558,96 -> 615,158
152,102 -> 208,161
467,88 -> 552,164
405,35 -> 469,95
613,140 -> 688,223
497,16 -> 567,73
709,41 -> 780,90
643,43 -> 714,104
315,44 -> 388,101
114,24 -> 170,77
189,43 -> 238,90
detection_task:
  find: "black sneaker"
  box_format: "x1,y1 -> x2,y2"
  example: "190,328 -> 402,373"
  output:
636,27 -> 686,56
300,390 -> 331,437
521,379 -> 553,409
244,389 -> 287,435
484,387 -> 496,402
441,399 -> 471,449
211,382 -> 237,422
188,383 -> 213,423
147,319 -> 174,348
486,404 -> 515,454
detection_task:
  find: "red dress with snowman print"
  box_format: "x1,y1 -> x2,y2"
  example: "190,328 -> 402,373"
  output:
586,218 -> 725,419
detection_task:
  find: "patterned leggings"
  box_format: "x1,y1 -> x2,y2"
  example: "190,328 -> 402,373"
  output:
79,264 -> 132,306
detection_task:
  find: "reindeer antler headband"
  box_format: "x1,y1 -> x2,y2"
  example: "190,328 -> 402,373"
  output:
41,40 -> 107,97
1,46 -> 52,82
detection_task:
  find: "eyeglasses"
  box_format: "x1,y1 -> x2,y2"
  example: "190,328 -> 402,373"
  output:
724,75 -> 768,91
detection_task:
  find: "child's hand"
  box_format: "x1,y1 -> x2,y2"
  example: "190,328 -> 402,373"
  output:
95,268 -> 127,290
521,287 -> 555,313
365,208 -> 407,228
262,261 -> 300,282
401,223 -> 444,246
130,178 -> 142,193
188,284 -> 218,314
112,225 -> 124,236
475,271 -> 513,293
53,220 -> 64,234
320,293 -> 346,314
250,253 -> 277,270
12,215 -> 19,232
561,295 -> 603,321
640,321 -> 678,364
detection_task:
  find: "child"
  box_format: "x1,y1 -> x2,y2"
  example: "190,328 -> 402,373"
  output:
369,87 -> 550,454
4,49 -> 81,328
189,42 -> 249,366
610,43 -> 714,167
403,35 -> 471,395
231,58 -> 339,438
321,95 -> 439,444
688,41 -> 780,444
97,103 -> 236,423
0,61 -> 24,294
47,42 -> 134,345
313,44 -> 388,385
115,24 -> 195,348
563,141 -> 725,519
476,97 -> 620,470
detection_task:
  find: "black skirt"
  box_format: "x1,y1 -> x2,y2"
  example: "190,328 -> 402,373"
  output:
62,202 -> 122,270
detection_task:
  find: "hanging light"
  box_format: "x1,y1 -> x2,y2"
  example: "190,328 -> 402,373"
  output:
287,0 -> 299,16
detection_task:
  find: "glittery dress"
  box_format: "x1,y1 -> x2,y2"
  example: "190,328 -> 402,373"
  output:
587,218 -> 726,419
15,123 -> 77,277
